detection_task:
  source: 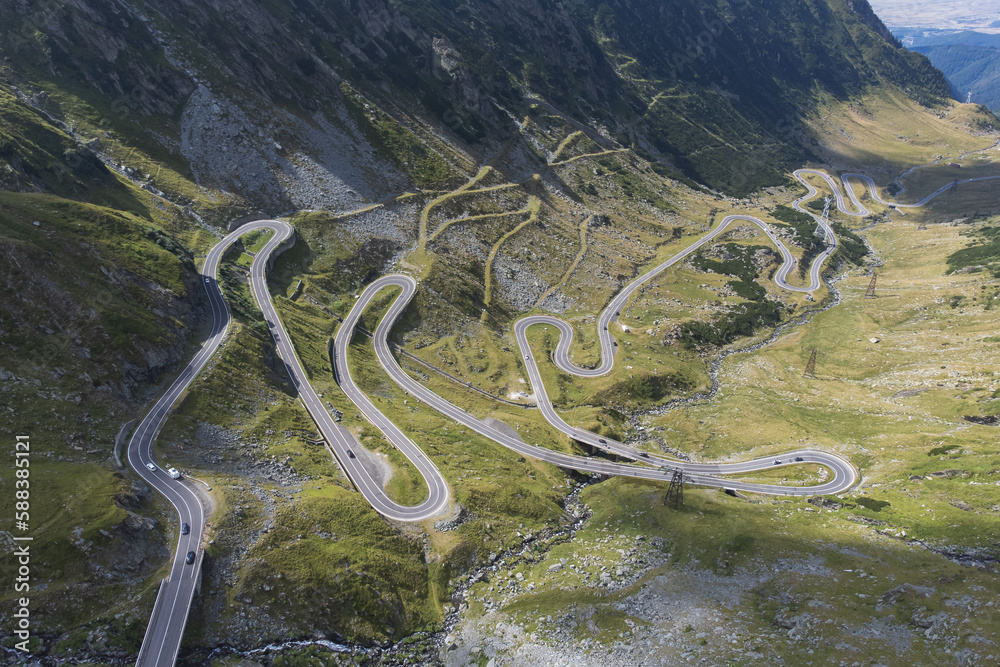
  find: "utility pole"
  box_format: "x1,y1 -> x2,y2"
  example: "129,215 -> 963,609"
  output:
803,349 -> 818,379
864,270 -> 878,299
663,468 -> 684,509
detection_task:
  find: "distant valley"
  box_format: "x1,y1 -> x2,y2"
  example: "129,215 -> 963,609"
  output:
895,29 -> 1000,111
869,0 -> 1000,34
870,0 -> 1000,111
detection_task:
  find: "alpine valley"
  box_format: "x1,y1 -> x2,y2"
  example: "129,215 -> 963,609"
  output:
1,1 -> 999,666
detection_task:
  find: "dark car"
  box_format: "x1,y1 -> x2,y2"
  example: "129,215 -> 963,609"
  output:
181,522 -> 190,535
598,438 -> 607,444
185,551 -> 196,565
347,450 -> 356,459
794,456 -> 804,462
640,452 -> 649,458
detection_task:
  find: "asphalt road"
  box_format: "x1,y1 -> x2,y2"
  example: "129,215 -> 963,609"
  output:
534,170 -> 843,381
797,168 -> 1000,214
240,229 -> 450,522
130,220 -> 293,667
334,168 -> 883,497
347,275 -> 857,496
131,163 -> 988,663
296,282 -> 450,521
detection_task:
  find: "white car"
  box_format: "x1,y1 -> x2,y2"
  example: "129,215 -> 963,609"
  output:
204,277 -> 210,282
167,467 -> 181,479
146,462 -> 156,472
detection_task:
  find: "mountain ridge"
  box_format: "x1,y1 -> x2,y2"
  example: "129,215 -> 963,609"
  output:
1,0 -> 956,203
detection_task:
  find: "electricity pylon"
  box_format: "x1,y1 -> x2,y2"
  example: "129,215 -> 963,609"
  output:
804,349 -> 818,379
864,270 -> 878,299
663,468 -> 684,509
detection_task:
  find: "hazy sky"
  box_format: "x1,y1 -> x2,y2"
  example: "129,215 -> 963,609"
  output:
868,0 -> 1000,33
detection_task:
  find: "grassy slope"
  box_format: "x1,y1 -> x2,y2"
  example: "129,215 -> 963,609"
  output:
0,99 -> 216,649
383,92 -> 1000,662
806,90 -> 997,178
451,202 -> 1000,666
462,477 -> 1000,665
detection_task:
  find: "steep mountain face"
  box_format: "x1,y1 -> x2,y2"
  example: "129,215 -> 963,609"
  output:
1,0 -> 950,204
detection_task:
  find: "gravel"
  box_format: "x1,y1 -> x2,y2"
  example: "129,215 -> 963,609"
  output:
180,85 -> 409,213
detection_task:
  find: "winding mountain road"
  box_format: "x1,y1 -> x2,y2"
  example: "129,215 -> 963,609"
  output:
343,274 -> 857,496
330,168 -> 887,508
333,164 -> 998,501
130,220 -> 293,667
131,160 -> 996,664
796,168 -> 1000,216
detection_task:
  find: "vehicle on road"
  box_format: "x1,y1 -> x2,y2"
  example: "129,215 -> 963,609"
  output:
773,460 -> 782,465
794,457 -> 804,462
598,438 -> 607,444
181,523 -> 189,535
185,551 -> 195,564
640,452 -> 649,457
167,467 -> 181,479
146,462 -> 156,472
204,277 -> 210,282
347,450 -> 356,459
